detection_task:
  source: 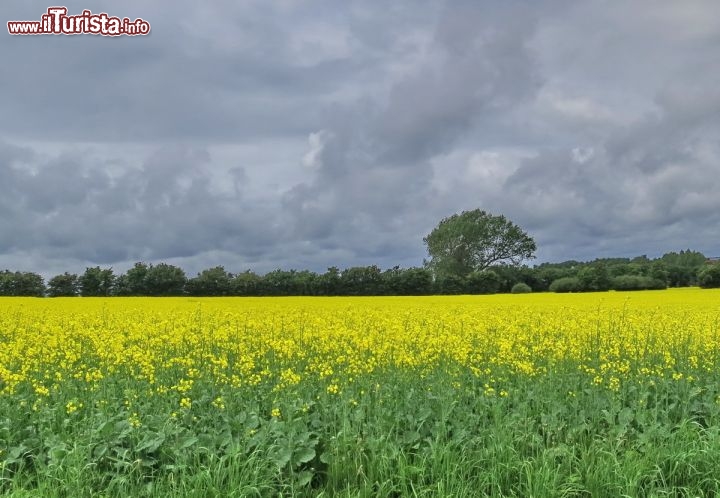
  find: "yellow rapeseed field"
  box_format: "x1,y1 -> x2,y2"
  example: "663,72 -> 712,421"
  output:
3,289 -> 720,496
2,289 -> 719,406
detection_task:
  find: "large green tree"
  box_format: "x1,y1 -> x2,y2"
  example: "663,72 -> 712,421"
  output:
79,266 -> 115,296
47,272 -> 79,297
0,270 -> 46,296
424,209 -> 536,278
699,264 -> 720,288
144,263 -> 187,296
186,266 -> 232,296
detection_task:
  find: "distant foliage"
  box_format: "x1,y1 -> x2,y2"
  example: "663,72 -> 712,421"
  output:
0,248 -> 714,298
549,277 -> 581,293
435,274 -> 466,295
510,282 -> 532,294
383,267 -> 433,296
466,270 -> 501,294
79,267 -> 115,296
577,265 -> 612,292
660,249 -> 707,268
185,266 -> 232,296
611,275 -> 667,291
339,266 -> 383,296
424,209 -> 536,278
113,262 -> 186,296
699,265 -> 720,289
47,272 -> 79,297
114,262 -> 150,295
661,249 -> 707,287
0,270 -> 45,297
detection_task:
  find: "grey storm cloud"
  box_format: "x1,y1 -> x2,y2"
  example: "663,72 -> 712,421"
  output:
1,0 -> 719,276
282,1 -> 542,256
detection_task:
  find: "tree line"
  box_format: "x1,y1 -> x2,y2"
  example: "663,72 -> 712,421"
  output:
0,249 -> 718,298
2,209 -> 719,296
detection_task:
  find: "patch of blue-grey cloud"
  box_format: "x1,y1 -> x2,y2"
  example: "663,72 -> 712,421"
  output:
1,0 -> 719,277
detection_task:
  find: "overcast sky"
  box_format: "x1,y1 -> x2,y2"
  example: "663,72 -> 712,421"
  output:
2,1 -> 719,277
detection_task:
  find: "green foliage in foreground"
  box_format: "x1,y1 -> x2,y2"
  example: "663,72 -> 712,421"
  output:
3,369 -> 720,497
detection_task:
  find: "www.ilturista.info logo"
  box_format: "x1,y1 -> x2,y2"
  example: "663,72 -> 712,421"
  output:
8,7 -> 151,36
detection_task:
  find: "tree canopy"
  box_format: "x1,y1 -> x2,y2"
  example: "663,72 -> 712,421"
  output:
423,209 -> 536,278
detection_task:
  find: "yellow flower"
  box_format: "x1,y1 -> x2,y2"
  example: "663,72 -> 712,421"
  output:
0,289 -> 718,434
129,413 -> 142,428
65,400 -> 82,414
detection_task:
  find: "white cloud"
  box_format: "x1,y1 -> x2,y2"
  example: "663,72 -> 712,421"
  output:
571,147 -> 594,164
302,130 -> 330,170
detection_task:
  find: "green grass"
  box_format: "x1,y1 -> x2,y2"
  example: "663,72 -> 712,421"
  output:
3,367 -> 720,497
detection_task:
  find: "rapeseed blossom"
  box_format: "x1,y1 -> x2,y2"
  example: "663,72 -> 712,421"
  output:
0,289 -> 719,411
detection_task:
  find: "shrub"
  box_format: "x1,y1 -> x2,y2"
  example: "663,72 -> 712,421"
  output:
699,265 -> 720,288
577,265 -> 611,291
435,274 -> 466,295
511,282 -> 532,294
646,278 -> 667,290
549,277 -> 581,293
611,275 -> 667,291
466,270 -> 501,294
